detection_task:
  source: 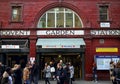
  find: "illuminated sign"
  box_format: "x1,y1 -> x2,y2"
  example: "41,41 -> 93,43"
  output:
0,30 -> 30,35
37,30 -> 84,35
2,45 -> 19,49
42,45 -> 80,48
96,48 -> 118,52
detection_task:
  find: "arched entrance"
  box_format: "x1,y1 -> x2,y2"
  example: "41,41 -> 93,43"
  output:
36,7 -> 85,79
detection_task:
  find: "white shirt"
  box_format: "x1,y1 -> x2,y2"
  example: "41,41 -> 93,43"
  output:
8,76 -> 13,84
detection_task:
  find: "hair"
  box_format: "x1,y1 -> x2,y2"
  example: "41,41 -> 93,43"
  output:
116,61 -> 120,68
5,67 -> 11,73
110,61 -> 114,64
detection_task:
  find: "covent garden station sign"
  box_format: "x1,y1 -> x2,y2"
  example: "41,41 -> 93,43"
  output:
0,29 -> 120,36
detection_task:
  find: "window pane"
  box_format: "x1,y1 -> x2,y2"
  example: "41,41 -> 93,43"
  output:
57,13 -> 64,27
38,14 -> 46,28
12,6 -> 21,21
47,13 -> 55,27
100,15 -> 107,21
66,13 -> 73,27
99,6 -> 108,21
37,7 -> 83,28
75,15 -> 82,28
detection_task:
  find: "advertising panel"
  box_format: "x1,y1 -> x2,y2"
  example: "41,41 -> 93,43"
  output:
95,55 -> 120,70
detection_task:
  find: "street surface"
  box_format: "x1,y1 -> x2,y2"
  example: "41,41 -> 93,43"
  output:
38,80 -> 112,84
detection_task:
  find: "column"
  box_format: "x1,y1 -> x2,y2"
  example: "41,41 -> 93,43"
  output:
84,38 -> 93,80
29,38 -> 37,63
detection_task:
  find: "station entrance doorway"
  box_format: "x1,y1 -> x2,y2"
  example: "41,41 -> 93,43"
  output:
36,38 -> 85,79
37,48 -> 85,80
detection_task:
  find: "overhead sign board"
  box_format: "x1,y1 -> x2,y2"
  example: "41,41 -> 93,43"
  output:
0,30 -> 30,36
37,30 -> 84,35
91,30 -> 120,35
96,48 -> 118,52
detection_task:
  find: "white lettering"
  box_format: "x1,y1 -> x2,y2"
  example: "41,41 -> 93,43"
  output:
46,30 -> 75,35
91,30 -> 120,35
0,30 -> 30,36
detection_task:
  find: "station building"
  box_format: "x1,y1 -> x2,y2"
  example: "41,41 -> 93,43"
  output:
0,0 -> 120,80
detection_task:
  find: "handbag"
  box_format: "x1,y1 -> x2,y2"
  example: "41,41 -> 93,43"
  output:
50,67 -> 55,72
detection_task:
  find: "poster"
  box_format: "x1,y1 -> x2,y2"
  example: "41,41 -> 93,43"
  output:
96,55 -> 120,70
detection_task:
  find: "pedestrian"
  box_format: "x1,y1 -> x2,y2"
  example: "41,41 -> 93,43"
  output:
57,60 -> 65,68
50,61 -> 56,80
113,61 -> 120,84
12,64 -> 22,84
1,67 -> 13,84
0,62 -> 5,82
92,62 -> 97,82
23,64 -> 30,84
109,61 -> 116,84
43,63 -> 51,84
64,63 -> 70,84
69,62 -> 74,84
27,61 -> 33,84
30,61 -> 39,84
56,64 -> 65,84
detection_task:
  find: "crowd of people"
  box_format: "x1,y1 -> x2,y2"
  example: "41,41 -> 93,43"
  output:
0,61 -> 39,84
0,59 -> 75,84
109,61 -> 120,84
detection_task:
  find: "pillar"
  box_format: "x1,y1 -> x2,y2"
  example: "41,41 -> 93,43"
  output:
29,37 -> 37,63
84,38 -> 93,80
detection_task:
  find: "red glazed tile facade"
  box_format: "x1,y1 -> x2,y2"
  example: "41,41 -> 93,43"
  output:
0,0 -> 120,80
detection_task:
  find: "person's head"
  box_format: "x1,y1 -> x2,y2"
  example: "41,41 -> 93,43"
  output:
93,62 -> 96,67
60,60 -> 63,64
69,62 -> 71,66
116,61 -> 120,68
5,67 -> 11,74
50,61 -> 53,65
26,64 -> 29,68
14,64 -> 18,68
110,61 -> 114,64
57,64 -> 62,69
45,63 -> 48,66
17,64 -> 21,69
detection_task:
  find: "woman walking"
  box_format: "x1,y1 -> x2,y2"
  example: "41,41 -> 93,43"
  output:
43,63 -> 51,84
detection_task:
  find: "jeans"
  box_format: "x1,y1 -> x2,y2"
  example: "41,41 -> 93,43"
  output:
24,80 -> 30,84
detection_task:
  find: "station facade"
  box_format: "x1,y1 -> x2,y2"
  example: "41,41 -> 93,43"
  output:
0,0 -> 120,80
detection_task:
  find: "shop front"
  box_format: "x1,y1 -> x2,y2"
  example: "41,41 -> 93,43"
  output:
0,39 -> 29,69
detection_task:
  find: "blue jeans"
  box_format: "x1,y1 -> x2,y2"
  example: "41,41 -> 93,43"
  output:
24,80 -> 30,84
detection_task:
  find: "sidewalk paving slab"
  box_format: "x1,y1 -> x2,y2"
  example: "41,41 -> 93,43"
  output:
38,80 -> 112,84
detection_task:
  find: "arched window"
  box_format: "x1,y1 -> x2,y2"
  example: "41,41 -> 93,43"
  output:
37,7 -> 83,28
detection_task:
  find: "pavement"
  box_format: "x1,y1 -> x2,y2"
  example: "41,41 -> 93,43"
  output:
38,80 -> 112,84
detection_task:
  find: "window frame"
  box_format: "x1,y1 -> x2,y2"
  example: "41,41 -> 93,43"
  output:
37,8 -> 83,28
97,3 -> 110,22
10,3 -> 23,23
99,5 -> 109,21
